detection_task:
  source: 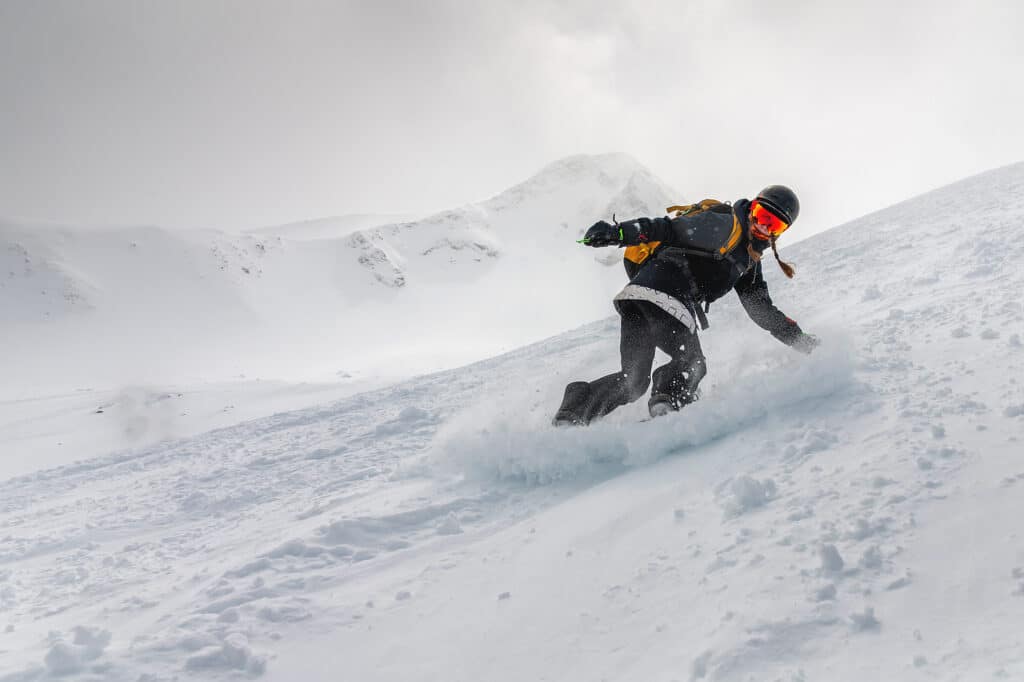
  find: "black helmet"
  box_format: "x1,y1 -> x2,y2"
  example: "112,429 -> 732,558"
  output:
755,185 -> 800,224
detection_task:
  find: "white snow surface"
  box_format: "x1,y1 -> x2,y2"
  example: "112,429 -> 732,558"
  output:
1,153 -> 674,395
244,213 -> 419,242
2,160 -> 1024,680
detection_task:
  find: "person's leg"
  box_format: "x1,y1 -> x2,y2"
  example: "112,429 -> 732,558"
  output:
646,305 -> 707,416
552,301 -> 656,425
551,381 -> 592,426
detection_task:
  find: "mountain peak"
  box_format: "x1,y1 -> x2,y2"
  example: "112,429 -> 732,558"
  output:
483,153 -> 677,215
533,152 -> 647,178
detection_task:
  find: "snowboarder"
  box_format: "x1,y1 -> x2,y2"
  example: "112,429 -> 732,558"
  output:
553,185 -> 819,426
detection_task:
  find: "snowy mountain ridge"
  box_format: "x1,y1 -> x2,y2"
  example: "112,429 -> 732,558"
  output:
342,152 -> 677,288
0,153 -> 677,393
244,213 -> 418,242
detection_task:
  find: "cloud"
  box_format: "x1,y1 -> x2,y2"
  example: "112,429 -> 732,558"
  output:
1,0 -> 1022,234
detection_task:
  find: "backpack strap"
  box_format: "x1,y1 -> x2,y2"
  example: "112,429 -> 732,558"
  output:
694,301 -> 710,330
666,198 -> 725,218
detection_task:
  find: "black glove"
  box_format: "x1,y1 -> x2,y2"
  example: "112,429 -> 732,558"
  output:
791,333 -> 821,354
580,221 -> 621,247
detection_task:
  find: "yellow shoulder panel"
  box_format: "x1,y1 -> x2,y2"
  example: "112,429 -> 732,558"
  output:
719,215 -> 742,255
624,241 -> 662,265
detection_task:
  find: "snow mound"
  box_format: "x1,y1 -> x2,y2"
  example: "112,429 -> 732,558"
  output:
42,626 -> 111,676
184,633 -> 266,675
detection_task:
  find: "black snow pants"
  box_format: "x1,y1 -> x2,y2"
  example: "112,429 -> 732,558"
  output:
553,299 -> 707,425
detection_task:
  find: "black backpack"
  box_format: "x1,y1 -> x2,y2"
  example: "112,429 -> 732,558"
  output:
622,199 -> 742,269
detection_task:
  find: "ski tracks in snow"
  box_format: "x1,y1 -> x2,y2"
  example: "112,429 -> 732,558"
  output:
0,363 -> 506,678
0,322 -> 612,680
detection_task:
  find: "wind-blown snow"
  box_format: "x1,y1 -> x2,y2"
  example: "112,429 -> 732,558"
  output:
2,160 -> 1024,681
435,331 -> 857,484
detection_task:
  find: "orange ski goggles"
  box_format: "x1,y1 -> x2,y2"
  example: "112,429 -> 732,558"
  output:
750,201 -> 790,239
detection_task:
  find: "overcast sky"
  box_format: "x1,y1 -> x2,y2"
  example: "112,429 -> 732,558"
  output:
2,0 -> 1022,236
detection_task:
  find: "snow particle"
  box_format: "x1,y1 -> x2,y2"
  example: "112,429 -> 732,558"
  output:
436,512 -> 463,536
913,656 -> 928,667
951,327 -> 970,338
43,627 -> 112,676
674,508 -> 686,521
859,545 -> 884,570
981,329 -> 1000,340
498,592 -> 511,601
0,586 -> 14,610
397,406 -> 430,422
45,641 -> 83,676
185,633 -> 265,675
1004,404 -> 1024,418
886,575 -> 912,591
845,517 -> 887,541
720,476 -> 777,518
849,606 -> 880,631
813,584 -> 837,602
395,590 -> 412,601
861,285 -> 882,301
819,544 -> 845,574
690,650 -> 713,680
258,604 -> 311,623
217,609 -> 240,624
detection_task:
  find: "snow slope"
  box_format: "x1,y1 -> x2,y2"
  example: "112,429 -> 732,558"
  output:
244,213 -> 418,242
0,153 -> 676,396
2,162 -> 1024,680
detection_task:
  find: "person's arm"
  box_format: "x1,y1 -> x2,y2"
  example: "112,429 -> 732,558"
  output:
580,216 -> 673,246
582,205 -> 737,247
735,263 -> 818,352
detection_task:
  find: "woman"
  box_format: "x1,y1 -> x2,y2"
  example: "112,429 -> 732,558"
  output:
553,185 -> 819,426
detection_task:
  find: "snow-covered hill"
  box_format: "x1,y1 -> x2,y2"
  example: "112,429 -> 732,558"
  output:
2,161 -> 1023,681
0,153 -> 676,394
244,213 -> 417,242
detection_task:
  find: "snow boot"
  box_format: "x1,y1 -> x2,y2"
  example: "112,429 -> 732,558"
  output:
647,393 -> 677,418
552,381 -> 592,427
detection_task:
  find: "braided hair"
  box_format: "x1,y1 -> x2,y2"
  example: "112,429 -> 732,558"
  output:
771,236 -> 795,278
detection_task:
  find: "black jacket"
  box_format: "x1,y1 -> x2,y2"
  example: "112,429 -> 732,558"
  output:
618,198 -> 804,345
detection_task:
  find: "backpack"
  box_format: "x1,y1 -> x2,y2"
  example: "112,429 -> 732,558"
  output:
623,199 -> 742,268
